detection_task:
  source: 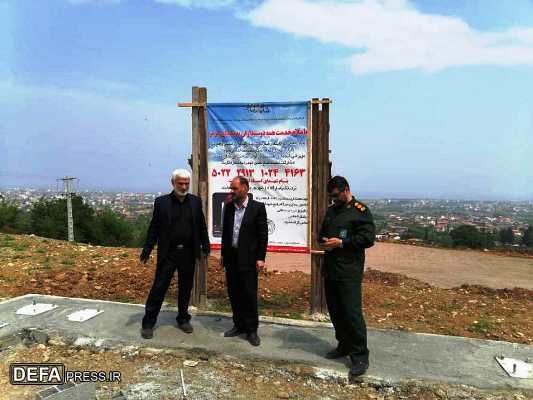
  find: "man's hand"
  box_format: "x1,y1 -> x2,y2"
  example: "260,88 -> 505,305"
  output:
321,237 -> 342,250
319,237 -> 332,252
138,257 -> 149,267
256,260 -> 265,272
139,249 -> 151,266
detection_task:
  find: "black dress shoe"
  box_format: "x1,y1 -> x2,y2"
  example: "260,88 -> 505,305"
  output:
349,360 -> 369,377
246,332 -> 261,347
325,348 -> 349,359
141,327 -> 153,339
224,326 -> 244,337
178,321 -> 193,334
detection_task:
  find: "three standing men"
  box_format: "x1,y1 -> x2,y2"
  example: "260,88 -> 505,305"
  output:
319,176 -> 376,377
220,176 -> 268,346
139,170 -> 373,379
139,169 -> 210,339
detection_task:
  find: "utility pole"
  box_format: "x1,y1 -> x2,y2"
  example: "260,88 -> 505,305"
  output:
58,177 -> 77,242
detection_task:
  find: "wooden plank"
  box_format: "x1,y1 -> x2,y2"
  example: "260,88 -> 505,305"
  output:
306,102 -> 312,257
322,98 -> 331,182
190,86 -> 209,308
310,98 -> 324,314
178,102 -> 207,107
310,99 -> 333,104
318,99 -> 331,312
190,87 -> 201,307
316,105 -> 327,313
197,87 -> 208,308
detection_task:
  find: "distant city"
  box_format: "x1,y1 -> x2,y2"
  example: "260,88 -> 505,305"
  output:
2,187 -> 531,243
365,198 -> 532,242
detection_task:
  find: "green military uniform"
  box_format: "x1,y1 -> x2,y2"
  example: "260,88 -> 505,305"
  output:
319,197 -> 375,361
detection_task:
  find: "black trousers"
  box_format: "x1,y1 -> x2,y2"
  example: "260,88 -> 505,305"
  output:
225,248 -> 259,333
142,248 -> 195,329
324,274 -> 369,362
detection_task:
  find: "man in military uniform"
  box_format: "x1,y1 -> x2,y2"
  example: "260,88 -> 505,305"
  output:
319,176 -> 375,377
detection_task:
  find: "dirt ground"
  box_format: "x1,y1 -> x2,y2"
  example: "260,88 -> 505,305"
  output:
257,243 -> 533,290
0,233 -> 531,345
1,336 -> 531,400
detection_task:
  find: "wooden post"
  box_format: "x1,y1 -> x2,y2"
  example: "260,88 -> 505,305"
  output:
190,86 -> 208,308
310,98 -> 330,315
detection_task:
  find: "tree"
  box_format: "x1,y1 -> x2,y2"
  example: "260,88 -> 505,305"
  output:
373,213 -> 387,233
30,195 -> 96,242
450,225 -> 486,249
30,197 -> 68,239
131,214 -> 151,248
522,226 -> 533,248
498,227 -> 514,245
0,200 -> 21,233
91,208 -> 135,247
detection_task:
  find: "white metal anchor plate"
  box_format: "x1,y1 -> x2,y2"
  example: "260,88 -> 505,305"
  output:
495,356 -> 532,379
15,303 -> 58,316
67,308 -> 104,322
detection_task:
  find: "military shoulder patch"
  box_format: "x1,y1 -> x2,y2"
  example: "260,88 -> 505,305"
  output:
354,201 -> 367,212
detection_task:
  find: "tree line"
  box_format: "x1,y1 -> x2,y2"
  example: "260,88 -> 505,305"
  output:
0,196 -> 150,248
2,196 -> 532,251
400,223 -> 533,249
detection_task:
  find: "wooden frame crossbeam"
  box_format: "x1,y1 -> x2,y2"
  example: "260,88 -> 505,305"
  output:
178,102 -> 206,107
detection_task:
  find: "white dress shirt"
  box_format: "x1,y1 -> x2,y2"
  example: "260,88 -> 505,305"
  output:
232,196 -> 249,248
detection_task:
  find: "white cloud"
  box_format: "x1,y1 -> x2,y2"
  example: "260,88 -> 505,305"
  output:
68,0 -> 238,9
152,0 -> 235,8
68,0 -> 122,5
245,0 -> 533,74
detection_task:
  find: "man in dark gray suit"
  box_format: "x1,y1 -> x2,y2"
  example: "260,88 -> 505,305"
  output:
220,176 -> 268,346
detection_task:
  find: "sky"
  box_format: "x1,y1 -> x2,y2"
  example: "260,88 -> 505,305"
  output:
1,0 -> 532,200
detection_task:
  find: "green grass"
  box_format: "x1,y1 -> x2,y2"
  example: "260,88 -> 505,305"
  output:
61,259 -> 75,267
258,293 -> 306,319
113,296 -> 136,303
441,327 -> 460,336
0,275 -> 16,283
35,248 -> 47,254
381,300 -> 396,308
13,242 -> 29,251
207,298 -> 232,313
120,252 -> 130,258
0,235 -> 17,248
41,256 -> 52,270
469,318 -> 493,334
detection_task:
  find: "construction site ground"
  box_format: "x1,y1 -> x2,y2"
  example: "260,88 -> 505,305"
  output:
0,233 -> 531,346
0,294 -> 531,399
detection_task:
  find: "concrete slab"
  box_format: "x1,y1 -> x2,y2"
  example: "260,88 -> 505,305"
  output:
1,294 -> 532,391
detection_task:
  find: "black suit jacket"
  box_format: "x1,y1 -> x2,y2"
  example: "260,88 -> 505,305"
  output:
221,198 -> 268,270
142,192 -> 210,267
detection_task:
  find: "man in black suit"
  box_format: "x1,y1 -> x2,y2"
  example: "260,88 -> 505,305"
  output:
139,169 -> 210,339
220,176 -> 268,346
